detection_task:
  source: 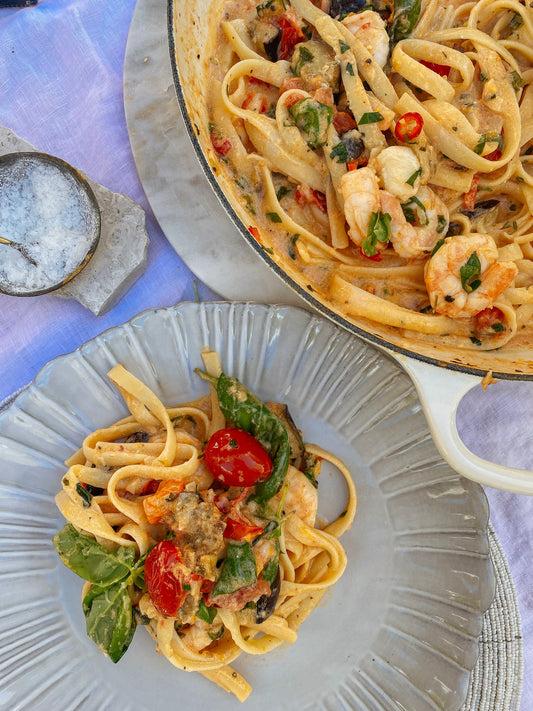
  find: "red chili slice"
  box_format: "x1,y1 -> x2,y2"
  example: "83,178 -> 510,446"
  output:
420,60 -> 451,77
394,112 -> 424,143
210,133 -> 232,157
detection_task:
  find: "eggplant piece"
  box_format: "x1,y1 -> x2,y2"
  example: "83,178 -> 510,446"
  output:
256,570 -> 281,623
329,0 -> 366,18
263,27 -> 281,61
460,198 -> 500,220
342,130 -> 365,159
124,430 -> 149,443
446,221 -> 462,237
266,401 -> 304,461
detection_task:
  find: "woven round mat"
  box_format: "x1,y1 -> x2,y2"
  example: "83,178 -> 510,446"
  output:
0,392 -> 523,710
461,524 -> 523,711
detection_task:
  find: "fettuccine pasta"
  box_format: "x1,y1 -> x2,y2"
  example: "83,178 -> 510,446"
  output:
53,352 -> 356,702
205,0 -> 533,358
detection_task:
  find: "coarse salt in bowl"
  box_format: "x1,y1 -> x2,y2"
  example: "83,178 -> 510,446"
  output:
0,152 -> 101,296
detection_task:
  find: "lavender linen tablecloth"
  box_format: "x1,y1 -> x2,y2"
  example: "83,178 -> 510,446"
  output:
0,1 -> 531,708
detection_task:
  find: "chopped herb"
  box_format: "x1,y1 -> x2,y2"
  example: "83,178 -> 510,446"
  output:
289,98 -> 333,148
516,176 -> 525,183
358,111 -> 383,125
276,185 -> 290,200
437,215 -> 447,233
330,141 -> 348,163
510,203 -> 517,211
511,70 -> 525,90
406,168 -> 421,186
474,133 -> 503,155
346,62 -> 354,75
492,322 -> 505,332
293,45 -> 314,76
288,233 -> 299,259
470,336 -> 482,346
266,212 -> 282,223
361,210 -> 391,256
197,598 -> 218,624
263,246 -> 274,255
431,238 -> 445,256
480,72 -> 488,82
513,220 -> 518,230
460,252 -> 482,293
339,40 -> 350,53
76,483 -> 92,508
420,304 -> 432,313
229,438 -> 238,448
401,196 -> 428,225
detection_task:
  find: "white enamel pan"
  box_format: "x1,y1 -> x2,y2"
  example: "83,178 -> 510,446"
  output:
167,0 -> 533,494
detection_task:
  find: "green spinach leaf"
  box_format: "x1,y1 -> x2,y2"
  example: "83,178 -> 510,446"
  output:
212,540 -> 257,596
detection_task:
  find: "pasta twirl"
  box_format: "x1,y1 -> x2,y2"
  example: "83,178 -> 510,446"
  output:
205,0 -> 533,359
53,352 -> 356,702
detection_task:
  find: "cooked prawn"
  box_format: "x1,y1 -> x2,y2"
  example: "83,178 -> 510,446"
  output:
341,10 -> 389,68
341,166 -> 386,251
424,233 -> 518,318
380,186 -> 449,260
276,466 -> 318,527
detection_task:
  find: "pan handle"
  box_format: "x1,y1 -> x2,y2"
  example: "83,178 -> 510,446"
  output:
391,354 -> 533,495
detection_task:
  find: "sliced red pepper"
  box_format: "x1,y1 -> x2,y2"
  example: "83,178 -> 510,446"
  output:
347,155 -> 368,171
358,246 -> 383,262
394,112 -> 424,143
420,60 -> 451,77
295,184 -> 327,212
279,76 -> 304,95
248,226 -> 260,240
241,93 -> 268,113
463,174 -> 480,210
223,518 -> 264,541
210,132 -> 232,157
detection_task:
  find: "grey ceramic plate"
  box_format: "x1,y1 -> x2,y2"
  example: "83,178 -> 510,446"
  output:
0,302 -> 494,710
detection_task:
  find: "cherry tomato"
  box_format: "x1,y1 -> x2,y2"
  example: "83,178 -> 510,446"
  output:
278,15 -> 305,60
223,518 -> 264,541
475,307 -> 505,333
394,112 -> 424,143
204,428 -> 273,487
144,541 -> 186,617
420,60 -> 451,77
462,174 -> 480,210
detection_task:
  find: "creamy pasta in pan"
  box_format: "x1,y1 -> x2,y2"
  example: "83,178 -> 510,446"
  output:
206,0 -> 533,360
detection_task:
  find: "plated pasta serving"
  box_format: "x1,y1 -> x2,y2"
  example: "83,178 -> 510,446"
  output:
52,350 -> 356,702
204,0 -> 533,358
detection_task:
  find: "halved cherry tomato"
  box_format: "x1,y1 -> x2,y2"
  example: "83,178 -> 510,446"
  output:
204,428 -> 273,487
420,60 -> 451,77
144,541 -> 187,617
278,15 -> 305,60
143,479 -> 185,524
475,307 -> 505,333
223,517 -> 264,541
394,112 -> 424,143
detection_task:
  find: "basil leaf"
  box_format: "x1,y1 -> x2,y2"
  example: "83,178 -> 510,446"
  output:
358,111 -> 383,125
197,598 -> 218,624
460,252 -> 482,292
266,212 -> 282,223
76,483 -> 92,508
474,132 -> 503,155
431,238 -> 445,256
293,45 -> 314,76
83,580 -> 136,663
212,540 -> 257,596
330,141 -> 348,163
361,210 -> 391,256
53,524 -> 136,586
390,0 -> 422,44
261,541 -> 280,584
